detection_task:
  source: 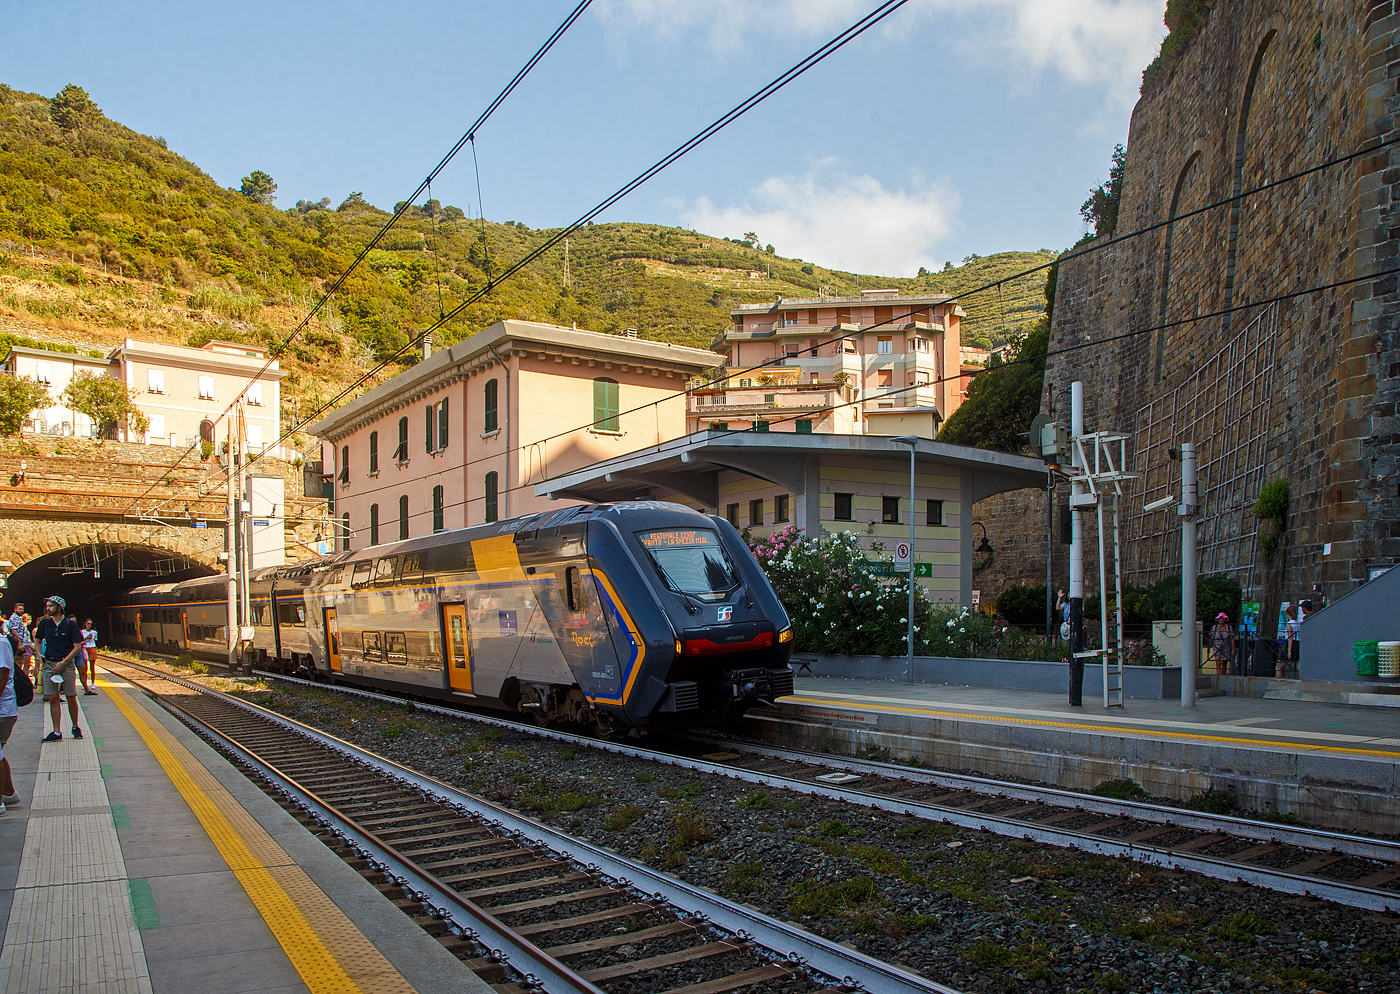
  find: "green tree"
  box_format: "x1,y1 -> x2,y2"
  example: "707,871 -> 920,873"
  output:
1080,144 -> 1127,238
240,170 -> 278,205
50,84 -> 99,132
0,375 -> 51,435
60,371 -> 149,439
1141,0 -> 1216,93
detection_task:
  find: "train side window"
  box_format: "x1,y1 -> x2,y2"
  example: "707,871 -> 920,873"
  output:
385,632 -> 407,665
373,556 -> 399,585
362,631 -> 383,661
565,566 -> 587,612
401,553 -> 423,583
351,562 -> 373,589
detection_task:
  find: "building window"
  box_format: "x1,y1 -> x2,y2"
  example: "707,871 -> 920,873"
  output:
198,375 -> 215,400
247,382 -> 263,405
369,431 -> 379,474
834,493 -> 853,521
437,398 -> 449,450
341,512 -> 351,551
247,424 -> 262,450
882,496 -> 900,524
796,419 -> 813,434
148,414 -> 165,442
370,503 -> 379,545
775,494 -> 789,522
726,503 -> 739,526
877,337 -> 893,355
147,369 -> 165,394
809,339 -> 819,357
783,343 -> 798,356
396,416 -> 408,462
877,370 -> 892,388
842,340 -> 857,354
783,316 -> 798,327
200,419 -> 215,443
593,377 -> 620,432
927,499 -> 944,527
339,445 -> 349,484
708,421 -> 729,431
484,378 -> 498,433
749,498 -> 764,527
754,420 -> 770,432
484,471 -> 499,523
398,495 -> 409,540
433,485 -> 444,532
425,403 -> 435,454
763,393 -> 775,404
35,361 -> 52,385
911,337 -> 929,353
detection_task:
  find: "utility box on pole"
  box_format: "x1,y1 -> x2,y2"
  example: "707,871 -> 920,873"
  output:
246,474 -> 285,569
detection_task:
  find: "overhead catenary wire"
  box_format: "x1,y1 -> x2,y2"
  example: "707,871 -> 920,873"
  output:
138,20 -> 1400,524
120,0 -> 595,515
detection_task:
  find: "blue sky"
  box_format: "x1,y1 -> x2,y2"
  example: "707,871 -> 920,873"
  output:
4,0 -> 1166,276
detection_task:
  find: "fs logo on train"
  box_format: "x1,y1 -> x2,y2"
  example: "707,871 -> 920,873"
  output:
717,606 -> 733,622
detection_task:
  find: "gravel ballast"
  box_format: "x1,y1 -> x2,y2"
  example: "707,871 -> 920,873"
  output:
186,675 -> 1400,994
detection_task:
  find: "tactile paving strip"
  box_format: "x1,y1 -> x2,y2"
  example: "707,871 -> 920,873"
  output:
103,678 -> 419,994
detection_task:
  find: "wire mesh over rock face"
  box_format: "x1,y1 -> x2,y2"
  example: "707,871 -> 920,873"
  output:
1017,0 -> 1400,609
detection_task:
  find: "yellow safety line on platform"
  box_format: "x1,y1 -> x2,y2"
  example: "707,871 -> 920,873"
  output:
100,678 -> 418,994
783,696 -> 1400,760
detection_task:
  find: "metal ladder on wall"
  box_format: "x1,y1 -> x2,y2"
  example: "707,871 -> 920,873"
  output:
1070,433 -> 1135,710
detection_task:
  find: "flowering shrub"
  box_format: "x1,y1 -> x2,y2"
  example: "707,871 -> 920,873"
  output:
745,526 -> 939,656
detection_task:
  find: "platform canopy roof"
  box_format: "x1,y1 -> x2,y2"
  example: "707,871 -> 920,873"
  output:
535,430 -> 1047,509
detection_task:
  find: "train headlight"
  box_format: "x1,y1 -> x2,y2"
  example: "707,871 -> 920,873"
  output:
778,627 -> 794,644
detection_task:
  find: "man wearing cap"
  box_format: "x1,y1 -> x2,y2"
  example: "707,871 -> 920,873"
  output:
35,596 -> 83,742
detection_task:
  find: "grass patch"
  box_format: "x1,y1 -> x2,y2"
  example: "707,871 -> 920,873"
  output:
1186,788 -> 1238,815
894,822 -> 954,840
815,819 -> 864,838
520,777 -> 602,815
189,661 -> 208,675
380,722 -> 409,739
962,939 -> 1013,967
1092,777 -> 1146,799
1213,910 -> 1276,942
1276,967 -> 1340,991
463,730 -> 501,752
500,747 -> 529,761
633,772 -> 658,783
722,860 -> 766,896
670,805 -> 715,848
854,744 -> 892,762
737,789 -> 777,810
1093,971 -> 1130,991
788,876 -> 878,918
657,783 -> 704,799
559,744 -> 583,761
850,843 -> 917,882
602,803 -> 644,831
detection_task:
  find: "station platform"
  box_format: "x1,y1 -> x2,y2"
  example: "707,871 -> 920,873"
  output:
0,671 -> 491,994
744,676 -> 1400,835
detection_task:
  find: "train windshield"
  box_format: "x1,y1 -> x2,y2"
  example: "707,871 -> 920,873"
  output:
637,528 -> 739,601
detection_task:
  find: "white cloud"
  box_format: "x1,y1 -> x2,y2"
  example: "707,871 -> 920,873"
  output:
680,163 -> 960,276
595,0 -> 1165,108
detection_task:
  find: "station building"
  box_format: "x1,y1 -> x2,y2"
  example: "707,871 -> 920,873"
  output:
307,320 -> 724,553
4,337 -> 283,454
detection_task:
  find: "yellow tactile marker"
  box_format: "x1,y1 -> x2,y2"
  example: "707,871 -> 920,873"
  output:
101,678 -> 420,994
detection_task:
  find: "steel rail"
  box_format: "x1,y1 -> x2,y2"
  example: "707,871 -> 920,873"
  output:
109,659 -> 961,994
245,668 -> 1400,869
102,657 -> 1400,913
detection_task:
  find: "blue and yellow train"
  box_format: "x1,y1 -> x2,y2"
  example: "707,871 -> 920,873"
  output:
99,502 -> 795,731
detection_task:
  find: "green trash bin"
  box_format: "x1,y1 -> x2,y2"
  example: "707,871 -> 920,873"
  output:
1354,641 -> 1380,678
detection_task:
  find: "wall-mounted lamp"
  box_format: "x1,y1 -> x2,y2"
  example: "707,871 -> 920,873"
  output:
973,522 -> 994,556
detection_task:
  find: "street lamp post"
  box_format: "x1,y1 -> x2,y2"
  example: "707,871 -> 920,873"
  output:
892,436 -> 920,684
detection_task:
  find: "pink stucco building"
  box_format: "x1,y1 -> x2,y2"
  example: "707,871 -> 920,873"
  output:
308,320 -> 724,552
688,289 -> 967,439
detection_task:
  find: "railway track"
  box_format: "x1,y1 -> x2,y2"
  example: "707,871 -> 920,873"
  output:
102,657 -> 959,994
105,653 -> 1400,915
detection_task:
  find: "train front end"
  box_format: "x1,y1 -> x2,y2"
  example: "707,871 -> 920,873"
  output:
590,503 -> 794,726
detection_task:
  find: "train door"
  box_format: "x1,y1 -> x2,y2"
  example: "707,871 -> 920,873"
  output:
442,604 -> 472,694
324,608 -> 341,672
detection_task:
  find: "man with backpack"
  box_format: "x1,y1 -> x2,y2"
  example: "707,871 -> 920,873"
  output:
35,596 -> 83,743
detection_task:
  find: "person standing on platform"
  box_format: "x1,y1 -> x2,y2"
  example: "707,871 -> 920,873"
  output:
1283,606 -> 1301,677
0,630 -> 16,813
68,614 -> 94,696
5,604 -> 32,685
1209,612 -> 1235,675
80,618 -> 98,694
35,597 -> 82,743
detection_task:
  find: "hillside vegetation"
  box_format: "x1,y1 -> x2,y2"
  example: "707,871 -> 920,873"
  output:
0,81 -> 1051,432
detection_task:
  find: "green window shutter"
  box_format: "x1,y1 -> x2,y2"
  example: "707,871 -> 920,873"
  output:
796,419 -> 813,434
755,420 -> 770,432
438,398 -> 449,450
484,471 -> 499,523
425,405 -> 435,453
485,378 -> 498,433
370,503 -> 379,545
708,421 -> 728,431
398,495 -> 409,539
594,378 -> 619,431
432,485 -> 444,532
